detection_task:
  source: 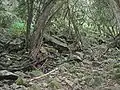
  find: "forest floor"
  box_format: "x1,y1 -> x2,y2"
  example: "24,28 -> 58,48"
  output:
0,29 -> 120,90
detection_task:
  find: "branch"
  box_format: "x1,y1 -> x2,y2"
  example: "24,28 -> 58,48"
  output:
28,68 -> 58,81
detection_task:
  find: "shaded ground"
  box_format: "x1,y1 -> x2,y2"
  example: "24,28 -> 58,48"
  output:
0,28 -> 120,90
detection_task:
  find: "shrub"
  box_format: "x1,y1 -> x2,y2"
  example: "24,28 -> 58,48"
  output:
8,20 -> 26,37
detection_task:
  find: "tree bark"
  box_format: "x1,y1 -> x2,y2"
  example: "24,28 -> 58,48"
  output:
30,0 -> 55,61
26,0 -> 34,50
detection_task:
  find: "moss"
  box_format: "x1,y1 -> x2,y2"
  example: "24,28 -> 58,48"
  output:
15,77 -> 29,86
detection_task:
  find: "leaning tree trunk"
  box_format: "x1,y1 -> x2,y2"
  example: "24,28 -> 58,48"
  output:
30,0 -> 55,61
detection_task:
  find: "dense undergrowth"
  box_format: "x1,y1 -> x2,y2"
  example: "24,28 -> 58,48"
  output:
1,0 -> 120,90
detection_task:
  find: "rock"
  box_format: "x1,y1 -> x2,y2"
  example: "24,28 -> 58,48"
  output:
0,70 -> 18,80
92,61 -> 101,67
8,38 -> 25,53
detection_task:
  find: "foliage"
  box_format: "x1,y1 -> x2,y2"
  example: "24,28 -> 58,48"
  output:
0,0 -> 117,44
8,20 -> 26,37
0,0 -> 118,42
0,11 -> 18,28
46,0 -> 119,45
14,0 -> 27,20
0,0 -> 26,37
1,0 -> 120,90
0,0 -> 19,28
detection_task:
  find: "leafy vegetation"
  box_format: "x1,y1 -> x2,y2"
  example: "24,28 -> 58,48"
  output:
0,0 -> 120,90
8,20 -> 26,37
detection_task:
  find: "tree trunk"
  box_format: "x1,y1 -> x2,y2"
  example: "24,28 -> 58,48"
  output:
30,0 -> 55,61
26,0 -> 34,50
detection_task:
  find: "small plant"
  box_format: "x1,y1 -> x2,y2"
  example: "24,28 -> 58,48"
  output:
8,20 -> 26,37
